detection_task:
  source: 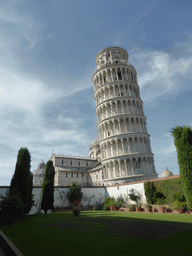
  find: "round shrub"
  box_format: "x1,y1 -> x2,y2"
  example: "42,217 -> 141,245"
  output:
0,195 -> 26,221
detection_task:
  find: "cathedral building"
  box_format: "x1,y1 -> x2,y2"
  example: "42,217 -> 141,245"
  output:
33,46 -> 158,186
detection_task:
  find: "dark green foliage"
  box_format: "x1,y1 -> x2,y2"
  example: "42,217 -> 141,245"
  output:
144,177 -> 186,205
172,200 -> 187,210
41,160 -> 55,214
171,125 -> 192,209
9,148 -> 34,214
103,196 -> 116,210
144,180 -> 156,204
0,194 -> 25,222
127,204 -> 135,211
171,191 -> 185,202
104,197 -> 112,205
67,182 -> 83,204
103,204 -> 110,211
128,189 -> 140,203
152,191 -> 165,204
155,197 -> 166,205
115,195 -> 125,208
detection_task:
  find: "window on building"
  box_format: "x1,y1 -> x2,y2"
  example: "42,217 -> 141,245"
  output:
86,161 -> 88,167
78,161 -> 80,166
77,173 -> 78,178
62,160 -> 63,165
70,160 -> 72,165
121,92 -> 123,96
82,173 -> 84,178
71,172 -> 73,178
96,175 -> 98,179
66,172 -> 68,178
108,131 -> 111,136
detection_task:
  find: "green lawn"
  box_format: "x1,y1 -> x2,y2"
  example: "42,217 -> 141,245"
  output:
1,211 -> 192,256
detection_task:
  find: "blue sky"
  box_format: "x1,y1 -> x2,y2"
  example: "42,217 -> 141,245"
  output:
1,0 -> 192,185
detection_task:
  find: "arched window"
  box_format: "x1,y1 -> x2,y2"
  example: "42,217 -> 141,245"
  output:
118,71 -> 122,80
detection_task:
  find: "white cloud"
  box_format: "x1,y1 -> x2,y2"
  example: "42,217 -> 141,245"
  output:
132,47 -> 192,102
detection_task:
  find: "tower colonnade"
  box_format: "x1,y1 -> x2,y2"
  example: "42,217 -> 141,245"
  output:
94,81 -> 140,105
98,117 -> 148,140
92,47 -> 158,185
102,155 -> 156,181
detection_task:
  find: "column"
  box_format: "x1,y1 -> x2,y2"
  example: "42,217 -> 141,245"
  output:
121,68 -> 124,80
113,86 -> 116,97
124,119 -> 127,133
118,119 -> 121,133
115,101 -> 118,114
124,160 -> 128,176
121,139 -> 125,155
115,68 -> 118,81
124,83 -> 126,95
130,160 -> 134,175
121,101 -> 124,114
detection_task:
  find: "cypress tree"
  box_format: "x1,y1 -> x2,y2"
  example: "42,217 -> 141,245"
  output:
41,160 -> 55,214
9,148 -> 33,214
171,126 -> 192,210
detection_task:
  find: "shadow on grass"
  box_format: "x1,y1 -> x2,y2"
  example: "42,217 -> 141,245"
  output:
1,211 -> 192,256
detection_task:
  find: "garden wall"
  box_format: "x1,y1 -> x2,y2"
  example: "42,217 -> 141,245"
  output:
0,175 -> 180,214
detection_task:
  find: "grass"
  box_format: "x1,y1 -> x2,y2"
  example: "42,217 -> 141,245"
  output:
0,211 -> 192,256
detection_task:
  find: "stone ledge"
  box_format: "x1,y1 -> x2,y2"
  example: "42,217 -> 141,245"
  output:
0,231 -> 24,256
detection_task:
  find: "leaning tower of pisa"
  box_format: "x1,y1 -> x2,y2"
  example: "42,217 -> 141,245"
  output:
92,46 -> 158,186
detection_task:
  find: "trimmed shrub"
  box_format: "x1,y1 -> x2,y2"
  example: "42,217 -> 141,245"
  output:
67,182 -> 83,204
0,195 -> 25,222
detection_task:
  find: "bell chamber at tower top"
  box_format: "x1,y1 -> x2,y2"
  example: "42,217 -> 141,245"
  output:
95,47 -> 129,68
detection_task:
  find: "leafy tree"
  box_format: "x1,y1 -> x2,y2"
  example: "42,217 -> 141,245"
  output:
41,160 -> 55,214
9,148 -> 34,214
67,182 -> 83,204
171,125 -> 192,209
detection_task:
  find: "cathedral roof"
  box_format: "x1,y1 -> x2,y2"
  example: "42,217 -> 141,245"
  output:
161,167 -> 173,178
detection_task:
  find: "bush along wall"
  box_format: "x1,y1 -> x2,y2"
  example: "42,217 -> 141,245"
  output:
144,177 -> 185,205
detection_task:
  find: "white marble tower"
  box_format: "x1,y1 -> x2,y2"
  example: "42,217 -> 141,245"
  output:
92,46 -> 158,185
